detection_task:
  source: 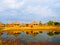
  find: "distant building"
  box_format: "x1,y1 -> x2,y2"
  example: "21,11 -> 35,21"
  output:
12,21 -> 20,26
0,22 -> 4,27
6,21 -> 20,27
30,21 -> 38,25
39,21 -> 42,25
28,21 -> 38,27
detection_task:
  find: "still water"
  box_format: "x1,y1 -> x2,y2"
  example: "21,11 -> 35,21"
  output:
0,30 -> 60,43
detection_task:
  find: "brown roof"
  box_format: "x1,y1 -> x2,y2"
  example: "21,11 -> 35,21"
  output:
30,21 -> 38,24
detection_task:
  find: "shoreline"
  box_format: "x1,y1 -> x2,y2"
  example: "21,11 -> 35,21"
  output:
0,25 -> 60,33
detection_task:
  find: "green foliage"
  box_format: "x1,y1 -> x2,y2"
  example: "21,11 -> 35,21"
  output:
47,21 -> 54,25
47,20 -> 60,25
54,22 -> 60,25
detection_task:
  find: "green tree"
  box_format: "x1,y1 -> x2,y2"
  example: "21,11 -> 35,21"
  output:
54,22 -> 60,25
47,20 -> 54,25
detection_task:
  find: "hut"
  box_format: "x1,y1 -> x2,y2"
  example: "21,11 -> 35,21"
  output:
0,22 -> 4,27
12,21 -> 20,26
29,21 -> 38,27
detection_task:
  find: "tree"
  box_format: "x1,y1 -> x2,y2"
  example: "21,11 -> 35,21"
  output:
54,22 -> 60,25
47,20 -> 54,25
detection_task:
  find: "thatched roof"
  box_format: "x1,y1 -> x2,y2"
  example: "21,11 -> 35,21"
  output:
12,21 -> 20,24
30,21 -> 38,24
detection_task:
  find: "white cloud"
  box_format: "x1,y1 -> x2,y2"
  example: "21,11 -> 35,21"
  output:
0,7 -> 4,12
54,2 -> 60,8
1,0 -> 26,9
0,0 -> 59,17
25,5 -> 55,17
36,0 -> 53,3
0,0 -> 58,10
0,0 -> 60,22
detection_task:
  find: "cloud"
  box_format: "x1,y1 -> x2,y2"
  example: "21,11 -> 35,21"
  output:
0,7 -> 4,12
0,0 -> 60,23
0,0 -> 26,9
25,5 -> 55,17
54,2 -> 60,8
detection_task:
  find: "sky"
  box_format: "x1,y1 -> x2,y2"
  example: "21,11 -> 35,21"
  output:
0,0 -> 60,23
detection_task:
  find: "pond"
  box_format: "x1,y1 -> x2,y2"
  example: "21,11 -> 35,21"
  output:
0,30 -> 60,43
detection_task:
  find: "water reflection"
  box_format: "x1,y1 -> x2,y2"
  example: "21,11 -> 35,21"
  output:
0,30 -> 60,43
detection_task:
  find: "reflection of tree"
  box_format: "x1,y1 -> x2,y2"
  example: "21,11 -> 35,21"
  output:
47,32 -> 54,36
54,32 -> 60,35
39,31 -> 43,33
47,31 -> 60,36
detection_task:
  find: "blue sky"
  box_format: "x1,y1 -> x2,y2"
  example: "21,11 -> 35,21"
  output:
0,0 -> 60,23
